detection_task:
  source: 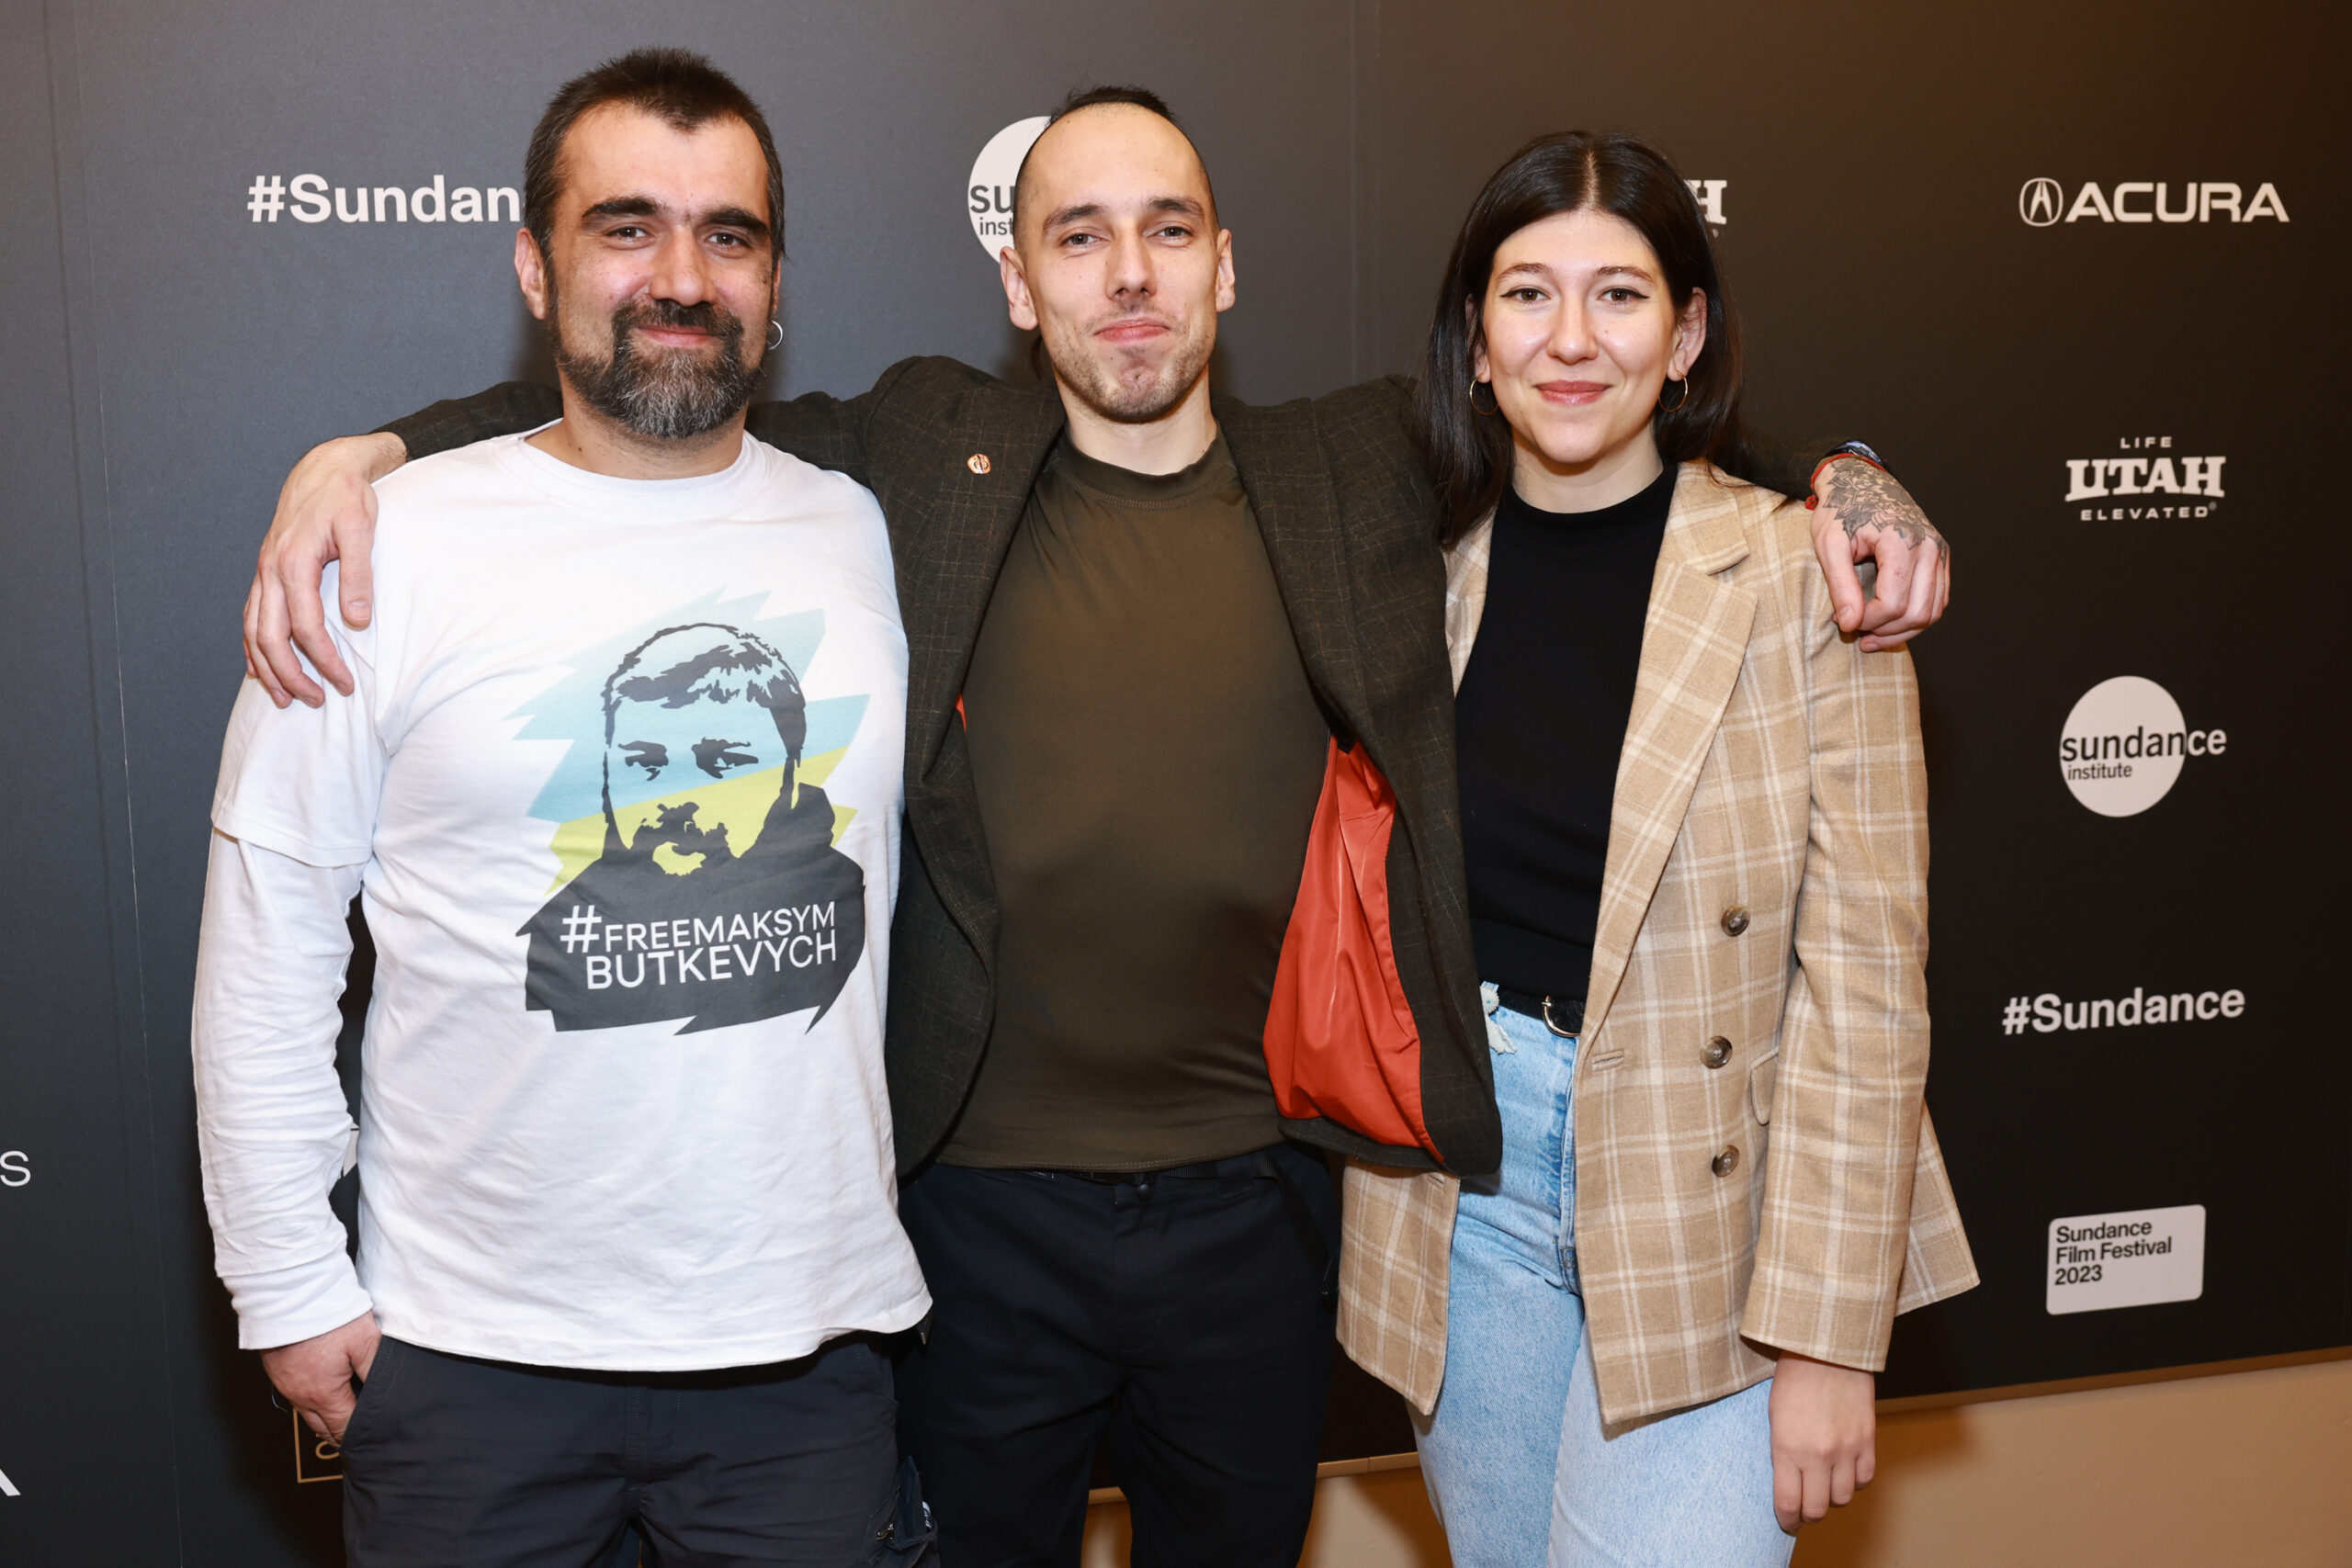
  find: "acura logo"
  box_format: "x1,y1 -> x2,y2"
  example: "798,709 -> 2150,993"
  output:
2019,177 -> 2063,226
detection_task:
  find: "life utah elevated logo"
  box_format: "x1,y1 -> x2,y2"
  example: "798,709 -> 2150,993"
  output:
2064,434 -> 2225,521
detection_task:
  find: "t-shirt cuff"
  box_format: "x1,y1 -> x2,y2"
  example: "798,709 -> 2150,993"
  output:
210,807 -> 374,869
223,1255 -> 375,1351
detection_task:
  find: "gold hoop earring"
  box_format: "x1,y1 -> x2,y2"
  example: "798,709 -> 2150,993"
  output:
1657,376 -> 1690,413
1470,379 -> 1499,416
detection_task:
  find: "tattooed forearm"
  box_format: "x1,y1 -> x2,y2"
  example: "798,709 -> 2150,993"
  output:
1819,458 -> 1947,551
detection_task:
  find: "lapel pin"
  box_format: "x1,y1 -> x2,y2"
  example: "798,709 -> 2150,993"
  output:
967,453 -> 991,475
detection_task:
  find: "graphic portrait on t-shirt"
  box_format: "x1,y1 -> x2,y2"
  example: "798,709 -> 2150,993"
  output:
514,598 -> 871,1033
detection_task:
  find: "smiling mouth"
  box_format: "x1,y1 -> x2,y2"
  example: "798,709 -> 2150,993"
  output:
634,324 -> 721,347
1535,381 -> 1610,404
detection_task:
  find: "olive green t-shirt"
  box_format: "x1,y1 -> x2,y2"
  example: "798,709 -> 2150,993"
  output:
939,431 -> 1329,1170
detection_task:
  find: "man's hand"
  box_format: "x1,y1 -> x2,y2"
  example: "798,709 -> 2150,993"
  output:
1768,1351 -> 1876,1535
259,1311 -> 381,1444
1809,456 -> 1950,651
243,431 -> 407,708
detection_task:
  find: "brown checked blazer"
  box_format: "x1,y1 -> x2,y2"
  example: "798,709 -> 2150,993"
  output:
1338,464 -> 1978,1427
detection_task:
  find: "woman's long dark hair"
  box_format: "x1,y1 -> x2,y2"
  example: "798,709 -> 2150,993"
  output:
1415,130 -> 1751,542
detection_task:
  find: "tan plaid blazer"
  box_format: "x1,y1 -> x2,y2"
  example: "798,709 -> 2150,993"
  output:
1337,464 -> 1978,1426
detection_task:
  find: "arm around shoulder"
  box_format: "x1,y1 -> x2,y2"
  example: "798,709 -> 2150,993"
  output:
742,355 -> 952,486
1734,431 -> 1845,502
246,386 -> 528,708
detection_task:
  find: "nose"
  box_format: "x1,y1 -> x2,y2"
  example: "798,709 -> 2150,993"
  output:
1545,295 -> 1594,366
1105,227 -> 1155,304
646,228 -> 717,308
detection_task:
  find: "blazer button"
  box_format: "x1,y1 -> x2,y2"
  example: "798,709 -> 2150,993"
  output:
1711,1145 -> 1740,1178
1722,905 -> 1750,936
967,453 -> 991,474
1702,1036 -> 1733,1069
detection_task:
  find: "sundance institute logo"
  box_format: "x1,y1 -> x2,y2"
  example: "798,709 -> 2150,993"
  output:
2058,675 -> 2225,817
967,117 -> 1049,257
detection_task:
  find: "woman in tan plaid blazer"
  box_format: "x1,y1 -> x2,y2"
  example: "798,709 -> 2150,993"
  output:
1337,133 -> 1977,1566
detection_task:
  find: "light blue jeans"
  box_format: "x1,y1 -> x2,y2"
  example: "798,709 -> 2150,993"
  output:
1412,987 -> 1792,1568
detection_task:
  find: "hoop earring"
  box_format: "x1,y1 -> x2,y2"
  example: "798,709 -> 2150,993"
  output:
765,320 -> 784,351
1469,378 -> 1498,416
1658,376 -> 1690,413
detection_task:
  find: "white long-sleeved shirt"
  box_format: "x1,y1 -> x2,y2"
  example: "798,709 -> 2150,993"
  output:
193,838 -> 372,1346
193,431 -> 929,1367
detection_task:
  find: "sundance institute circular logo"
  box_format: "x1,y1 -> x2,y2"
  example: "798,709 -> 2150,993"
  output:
2057,675 -> 2225,817
967,116 -> 1049,258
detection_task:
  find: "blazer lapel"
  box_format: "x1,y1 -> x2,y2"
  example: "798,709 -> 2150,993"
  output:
897,382 -> 1066,777
1581,465 -> 1757,1041
1442,509 -> 1496,694
876,378 -> 1065,973
1217,395 -> 1371,735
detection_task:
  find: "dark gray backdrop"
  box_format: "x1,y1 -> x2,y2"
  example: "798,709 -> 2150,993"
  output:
3,0 -> 2342,1561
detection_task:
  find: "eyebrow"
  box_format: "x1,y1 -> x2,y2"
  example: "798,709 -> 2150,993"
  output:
582,195 -> 772,243
583,196 -> 658,223
1497,260 -> 1659,285
702,205 -> 772,241
1043,194 -> 1207,231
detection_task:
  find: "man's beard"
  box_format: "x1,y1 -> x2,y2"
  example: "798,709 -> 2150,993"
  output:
551,288 -> 763,442
1042,310 -> 1214,424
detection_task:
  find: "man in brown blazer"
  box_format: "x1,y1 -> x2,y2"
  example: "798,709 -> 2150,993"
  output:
241,84 -> 1952,1568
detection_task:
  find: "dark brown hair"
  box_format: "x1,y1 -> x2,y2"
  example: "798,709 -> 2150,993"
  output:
1415,130 -> 1749,540
523,49 -> 785,265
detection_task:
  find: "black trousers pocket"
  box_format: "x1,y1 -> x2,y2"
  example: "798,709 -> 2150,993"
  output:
336,1332 -> 405,1456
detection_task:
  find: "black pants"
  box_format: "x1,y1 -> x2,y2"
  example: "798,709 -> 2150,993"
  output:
895,1144 -> 1340,1568
340,1333 -> 903,1568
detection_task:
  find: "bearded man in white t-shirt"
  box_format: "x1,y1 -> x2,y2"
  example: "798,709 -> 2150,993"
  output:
193,51 -> 931,1568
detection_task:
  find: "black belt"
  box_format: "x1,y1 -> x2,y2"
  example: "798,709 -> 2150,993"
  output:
1494,986 -> 1584,1036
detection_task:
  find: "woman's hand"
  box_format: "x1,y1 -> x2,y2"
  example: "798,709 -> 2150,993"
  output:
1767,1351 -> 1876,1535
243,431 -> 407,708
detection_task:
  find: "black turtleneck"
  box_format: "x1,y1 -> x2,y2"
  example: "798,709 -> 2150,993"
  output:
1454,463 -> 1678,999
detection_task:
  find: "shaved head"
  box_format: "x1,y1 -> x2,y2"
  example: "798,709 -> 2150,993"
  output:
1012,92 -> 1217,243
